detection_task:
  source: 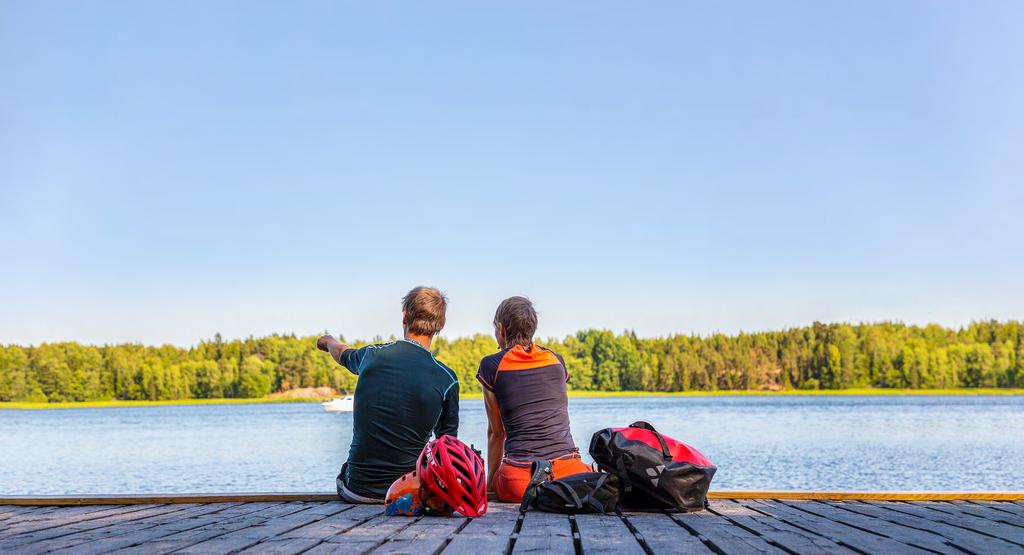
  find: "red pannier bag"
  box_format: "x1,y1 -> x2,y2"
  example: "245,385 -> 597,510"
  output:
589,421 -> 716,512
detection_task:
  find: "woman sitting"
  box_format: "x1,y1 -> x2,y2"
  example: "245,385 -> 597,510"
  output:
477,296 -> 590,502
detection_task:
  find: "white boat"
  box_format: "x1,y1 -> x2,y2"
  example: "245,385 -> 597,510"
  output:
322,395 -> 354,413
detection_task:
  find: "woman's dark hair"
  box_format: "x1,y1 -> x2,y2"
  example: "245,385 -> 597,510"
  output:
494,296 -> 537,348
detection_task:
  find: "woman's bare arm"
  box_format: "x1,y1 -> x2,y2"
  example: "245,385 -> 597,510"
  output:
483,389 -> 505,493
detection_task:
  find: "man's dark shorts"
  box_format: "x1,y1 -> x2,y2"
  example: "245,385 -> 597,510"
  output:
336,463 -> 384,504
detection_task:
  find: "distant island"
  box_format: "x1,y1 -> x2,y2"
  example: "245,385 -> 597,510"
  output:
1,321 -> 1020,404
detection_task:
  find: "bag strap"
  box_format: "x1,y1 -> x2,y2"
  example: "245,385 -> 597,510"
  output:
555,474 -> 612,513
585,473 -> 610,513
545,480 -> 585,510
519,460 -> 554,513
614,455 -> 632,493
629,421 -> 672,460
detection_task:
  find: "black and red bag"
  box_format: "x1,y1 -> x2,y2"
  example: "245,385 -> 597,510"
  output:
589,421 -> 715,512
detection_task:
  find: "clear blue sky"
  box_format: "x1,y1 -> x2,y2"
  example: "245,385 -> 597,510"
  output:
2,1 -> 1021,347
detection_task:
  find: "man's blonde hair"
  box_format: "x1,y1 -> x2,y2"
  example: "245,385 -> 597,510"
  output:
402,286 -> 448,336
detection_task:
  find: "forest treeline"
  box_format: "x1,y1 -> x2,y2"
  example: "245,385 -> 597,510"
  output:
1,321 -> 1021,402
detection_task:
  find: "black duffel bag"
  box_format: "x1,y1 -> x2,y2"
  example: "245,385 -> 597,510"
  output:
519,460 -> 620,514
590,421 -> 716,512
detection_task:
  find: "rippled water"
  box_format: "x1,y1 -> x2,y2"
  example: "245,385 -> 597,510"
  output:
1,395 -> 1021,495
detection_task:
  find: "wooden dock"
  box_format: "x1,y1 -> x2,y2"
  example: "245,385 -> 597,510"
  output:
1,496 -> 1022,554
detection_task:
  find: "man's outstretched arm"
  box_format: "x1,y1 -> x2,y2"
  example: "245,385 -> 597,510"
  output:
316,335 -> 351,365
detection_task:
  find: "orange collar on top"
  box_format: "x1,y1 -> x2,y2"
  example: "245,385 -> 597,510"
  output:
497,343 -> 561,371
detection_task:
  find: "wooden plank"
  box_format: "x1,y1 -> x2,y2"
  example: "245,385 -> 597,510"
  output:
238,536 -> 330,555
0,509 -> 60,518
19,505 -> 232,555
238,505 -> 381,555
865,501 -> 1024,546
975,501 -> 1024,519
0,504 -> 151,536
0,512 -> 14,533
303,513 -> 421,555
908,501 -> 1024,541
0,492 -> 339,505
619,512 -> 713,554
2,506 -> 74,519
669,509 -> 786,554
0,505 -> 60,521
442,504 -> 519,555
840,501 -> 1024,554
782,501 -> 955,553
930,501 -> 1024,524
0,504 -> 190,551
0,506 -> 79,531
739,500 -> 928,554
0,504 -> 103,524
108,502 -> 310,554
172,502 -> 352,554
512,511 -> 574,553
371,514 -> 468,554
5,491 -> 1024,505
709,499 -> 856,554
0,506 -> 61,530
574,513 -> 645,555
36,503 -> 254,555
709,491 -> 1024,501
252,504 -> 379,539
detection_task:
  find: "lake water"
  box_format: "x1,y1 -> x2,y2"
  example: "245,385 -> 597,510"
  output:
2,395 -> 1022,495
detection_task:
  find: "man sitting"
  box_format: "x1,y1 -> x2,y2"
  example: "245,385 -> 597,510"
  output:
477,296 -> 590,502
317,286 -> 459,503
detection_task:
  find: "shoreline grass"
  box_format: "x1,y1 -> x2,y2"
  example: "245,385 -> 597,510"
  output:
1,387 -> 1021,409
0,397 -> 315,410
560,387 -> 1024,398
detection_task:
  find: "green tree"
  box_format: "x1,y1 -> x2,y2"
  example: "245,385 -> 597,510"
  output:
237,356 -> 273,398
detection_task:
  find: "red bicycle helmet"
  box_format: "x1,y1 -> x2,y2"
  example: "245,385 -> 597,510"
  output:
417,435 -> 487,517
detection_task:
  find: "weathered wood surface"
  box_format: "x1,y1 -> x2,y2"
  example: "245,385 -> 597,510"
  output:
5,490 -> 1022,505
0,499 -> 1020,554
511,510 -> 574,553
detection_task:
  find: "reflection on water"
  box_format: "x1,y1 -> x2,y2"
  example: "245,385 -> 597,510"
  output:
1,395 -> 1021,494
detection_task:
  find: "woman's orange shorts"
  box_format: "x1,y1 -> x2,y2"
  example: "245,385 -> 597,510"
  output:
493,453 -> 592,503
